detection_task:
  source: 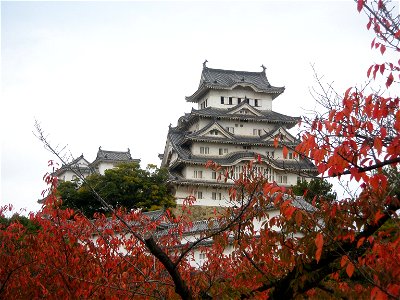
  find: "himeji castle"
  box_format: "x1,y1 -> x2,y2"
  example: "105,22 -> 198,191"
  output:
160,62 -> 316,207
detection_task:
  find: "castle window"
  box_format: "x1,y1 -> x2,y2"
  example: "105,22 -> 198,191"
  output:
220,96 -> 225,104
238,98 -> 241,103
200,147 -> 209,154
199,253 -> 206,260
212,192 -> 222,200
243,146 -> 251,150
209,130 -> 219,135
194,170 -> 203,178
197,191 -> 203,199
277,175 -> 288,184
266,151 -> 275,158
226,127 -> 234,133
229,97 -> 233,105
288,152 -> 293,159
254,99 -> 259,107
235,124 -> 238,127
219,148 -> 228,155
212,171 -> 217,179
253,129 -> 262,136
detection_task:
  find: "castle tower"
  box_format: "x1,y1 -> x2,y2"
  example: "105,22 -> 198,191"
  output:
160,63 -> 315,206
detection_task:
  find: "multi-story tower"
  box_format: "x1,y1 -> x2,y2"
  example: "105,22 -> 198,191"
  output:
160,63 -> 316,207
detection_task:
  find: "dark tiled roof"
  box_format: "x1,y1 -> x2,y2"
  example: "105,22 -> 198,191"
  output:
177,103 -> 299,130
54,155 -> 92,176
186,66 -> 285,102
192,105 -> 299,125
166,126 -> 316,173
91,147 -> 140,166
184,122 -> 299,146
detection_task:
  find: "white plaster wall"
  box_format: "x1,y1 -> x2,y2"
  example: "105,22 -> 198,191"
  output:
175,185 -> 230,206
190,244 -> 234,268
98,162 -> 116,175
216,120 -> 275,137
197,89 -> 273,110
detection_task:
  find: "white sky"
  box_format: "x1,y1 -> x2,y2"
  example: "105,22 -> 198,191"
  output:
1,1 -> 392,213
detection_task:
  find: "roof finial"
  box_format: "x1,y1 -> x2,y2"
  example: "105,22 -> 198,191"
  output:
127,148 -> 130,153
203,59 -> 208,69
261,64 -> 266,73
99,146 -> 102,150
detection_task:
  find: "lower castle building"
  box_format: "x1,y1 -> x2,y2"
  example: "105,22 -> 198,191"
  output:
55,147 -> 140,182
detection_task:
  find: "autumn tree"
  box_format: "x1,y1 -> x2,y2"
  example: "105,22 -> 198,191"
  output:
1,1 -> 399,299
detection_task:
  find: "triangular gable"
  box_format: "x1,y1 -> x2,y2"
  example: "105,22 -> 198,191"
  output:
202,123 -> 233,139
262,127 -> 297,143
73,157 -> 90,167
228,103 -> 263,117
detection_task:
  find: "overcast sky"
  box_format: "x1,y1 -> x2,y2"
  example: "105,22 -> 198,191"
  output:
1,1 -> 391,213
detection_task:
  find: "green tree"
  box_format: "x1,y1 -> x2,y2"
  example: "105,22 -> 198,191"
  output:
57,162 -> 175,217
291,178 -> 337,204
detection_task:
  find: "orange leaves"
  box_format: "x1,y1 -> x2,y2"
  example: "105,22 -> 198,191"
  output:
294,210 -> 303,226
374,210 -> 385,224
273,136 -> 279,148
282,146 -> 289,159
374,137 -> 383,155
341,255 -> 355,278
357,237 -> 366,248
371,287 -> 389,300
346,262 -> 355,278
315,233 -> 323,263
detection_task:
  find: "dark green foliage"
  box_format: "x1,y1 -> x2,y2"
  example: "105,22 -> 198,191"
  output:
0,214 -> 41,233
291,178 -> 337,204
57,162 -> 175,217
382,166 -> 400,199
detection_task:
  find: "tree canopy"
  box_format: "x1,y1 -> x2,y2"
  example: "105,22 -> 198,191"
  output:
57,162 -> 176,216
291,178 -> 337,204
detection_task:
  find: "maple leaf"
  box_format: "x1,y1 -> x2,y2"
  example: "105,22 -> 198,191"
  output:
386,72 -> 394,88
357,0 -> 364,12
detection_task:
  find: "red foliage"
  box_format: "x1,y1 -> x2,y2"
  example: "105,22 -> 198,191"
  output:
1,1 -> 399,299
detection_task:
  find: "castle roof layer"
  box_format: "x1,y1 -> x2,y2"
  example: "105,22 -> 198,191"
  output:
166,126 -> 316,173
54,154 -> 92,176
179,103 -> 300,129
91,147 -> 140,166
186,66 -> 285,102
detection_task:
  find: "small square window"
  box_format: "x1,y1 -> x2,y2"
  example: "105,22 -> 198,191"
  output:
220,96 -> 224,104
